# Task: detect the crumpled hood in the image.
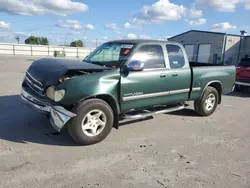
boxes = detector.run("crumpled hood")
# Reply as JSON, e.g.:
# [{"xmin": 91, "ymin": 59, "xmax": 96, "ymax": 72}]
[{"xmin": 27, "ymin": 58, "xmax": 110, "ymax": 86}]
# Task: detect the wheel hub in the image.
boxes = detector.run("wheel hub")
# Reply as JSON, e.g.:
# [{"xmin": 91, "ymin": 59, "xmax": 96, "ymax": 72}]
[
  {"xmin": 81, "ymin": 110, "xmax": 107, "ymax": 137},
  {"xmin": 205, "ymin": 93, "xmax": 216, "ymax": 111}
]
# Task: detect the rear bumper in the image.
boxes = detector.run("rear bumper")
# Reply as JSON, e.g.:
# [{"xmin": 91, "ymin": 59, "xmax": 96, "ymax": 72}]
[
  {"xmin": 235, "ymin": 81, "xmax": 250, "ymax": 87},
  {"xmin": 21, "ymin": 88, "xmax": 76, "ymax": 131}
]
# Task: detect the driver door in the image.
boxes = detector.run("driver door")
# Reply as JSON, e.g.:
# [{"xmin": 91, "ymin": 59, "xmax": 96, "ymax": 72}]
[{"xmin": 120, "ymin": 44, "xmax": 169, "ymax": 112}]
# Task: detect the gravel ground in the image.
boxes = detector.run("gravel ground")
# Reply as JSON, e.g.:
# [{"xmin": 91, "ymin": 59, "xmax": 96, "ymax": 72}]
[{"xmin": 0, "ymin": 55, "xmax": 250, "ymax": 188}]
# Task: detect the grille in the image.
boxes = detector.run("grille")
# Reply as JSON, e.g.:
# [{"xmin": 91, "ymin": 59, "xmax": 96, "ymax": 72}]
[{"xmin": 25, "ymin": 71, "xmax": 45, "ymax": 96}]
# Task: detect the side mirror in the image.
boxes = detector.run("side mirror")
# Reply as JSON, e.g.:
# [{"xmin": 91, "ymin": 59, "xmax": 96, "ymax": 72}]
[{"xmin": 127, "ymin": 60, "xmax": 144, "ymax": 71}]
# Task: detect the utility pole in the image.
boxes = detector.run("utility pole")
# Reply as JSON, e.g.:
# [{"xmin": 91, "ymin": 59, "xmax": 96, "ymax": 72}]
[
  {"xmin": 83, "ymin": 28, "xmax": 87, "ymax": 38},
  {"xmin": 83, "ymin": 28, "xmax": 87, "ymax": 47},
  {"xmin": 64, "ymin": 36, "xmax": 67, "ymax": 46},
  {"xmin": 237, "ymin": 30, "xmax": 248, "ymax": 64},
  {"xmin": 15, "ymin": 36, "xmax": 20, "ymax": 44}
]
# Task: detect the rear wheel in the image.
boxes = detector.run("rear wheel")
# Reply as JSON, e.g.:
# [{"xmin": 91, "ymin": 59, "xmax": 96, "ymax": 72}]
[
  {"xmin": 194, "ymin": 86, "xmax": 219, "ymax": 116},
  {"xmin": 68, "ymin": 99, "xmax": 114, "ymax": 145}
]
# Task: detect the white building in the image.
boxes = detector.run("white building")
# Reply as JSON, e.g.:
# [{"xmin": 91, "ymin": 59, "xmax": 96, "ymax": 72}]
[{"xmin": 168, "ymin": 30, "xmax": 250, "ymax": 65}]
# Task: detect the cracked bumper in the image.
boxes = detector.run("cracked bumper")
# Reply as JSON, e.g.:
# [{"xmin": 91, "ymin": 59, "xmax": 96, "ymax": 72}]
[{"xmin": 21, "ymin": 88, "xmax": 76, "ymax": 132}]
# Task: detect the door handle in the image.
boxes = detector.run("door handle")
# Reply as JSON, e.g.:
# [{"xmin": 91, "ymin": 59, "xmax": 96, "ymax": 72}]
[
  {"xmin": 172, "ymin": 72, "xmax": 178, "ymax": 76},
  {"xmin": 160, "ymin": 73, "xmax": 167, "ymax": 78}
]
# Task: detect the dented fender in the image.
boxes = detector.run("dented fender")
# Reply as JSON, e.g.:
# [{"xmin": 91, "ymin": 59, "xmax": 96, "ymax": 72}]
[{"xmin": 57, "ymin": 69, "xmax": 121, "ymax": 107}]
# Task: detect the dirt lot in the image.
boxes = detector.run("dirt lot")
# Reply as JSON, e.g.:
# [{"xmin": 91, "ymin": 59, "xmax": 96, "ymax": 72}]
[{"xmin": 0, "ymin": 55, "xmax": 250, "ymax": 188}]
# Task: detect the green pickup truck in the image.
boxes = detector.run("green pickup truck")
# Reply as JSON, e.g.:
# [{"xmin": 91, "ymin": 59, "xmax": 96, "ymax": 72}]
[{"xmin": 21, "ymin": 40, "xmax": 236, "ymax": 145}]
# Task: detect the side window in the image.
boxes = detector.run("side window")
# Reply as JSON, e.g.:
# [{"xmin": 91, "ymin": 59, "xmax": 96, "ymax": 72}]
[
  {"xmin": 130, "ymin": 45, "xmax": 165, "ymax": 69},
  {"xmin": 166, "ymin": 44, "xmax": 185, "ymax": 69}
]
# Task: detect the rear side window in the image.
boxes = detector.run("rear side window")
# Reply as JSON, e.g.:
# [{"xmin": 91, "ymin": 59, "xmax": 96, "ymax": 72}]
[
  {"xmin": 166, "ymin": 44, "xmax": 185, "ymax": 69},
  {"xmin": 130, "ymin": 45, "xmax": 165, "ymax": 69}
]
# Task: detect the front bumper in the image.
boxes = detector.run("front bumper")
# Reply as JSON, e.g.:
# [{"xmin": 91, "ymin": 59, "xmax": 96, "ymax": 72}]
[{"xmin": 21, "ymin": 88, "xmax": 76, "ymax": 132}]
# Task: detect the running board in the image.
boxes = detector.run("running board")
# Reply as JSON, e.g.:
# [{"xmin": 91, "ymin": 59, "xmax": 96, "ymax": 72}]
[{"xmin": 121, "ymin": 104, "xmax": 185, "ymax": 120}]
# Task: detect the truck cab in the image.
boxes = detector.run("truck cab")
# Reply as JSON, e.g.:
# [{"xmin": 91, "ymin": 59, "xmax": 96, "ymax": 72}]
[{"xmin": 119, "ymin": 41, "xmax": 192, "ymax": 112}]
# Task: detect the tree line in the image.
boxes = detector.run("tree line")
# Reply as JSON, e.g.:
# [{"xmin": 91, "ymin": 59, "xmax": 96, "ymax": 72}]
[{"xmin": 24, "ymin": 36, "xmax": 84, "ymax": 47}]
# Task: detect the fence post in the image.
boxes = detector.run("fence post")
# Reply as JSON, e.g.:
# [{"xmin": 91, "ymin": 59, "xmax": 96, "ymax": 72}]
[
  {"xmin": 31, "ymin": 45, "xmax": 33, "ymax": 56},
  {"xmin": 48, "ymin": 46, "xmax": 50, "ymax": 56},
  {"xmin": 13, "ymin": 45, "xmax": 15, "ymax": 55}
]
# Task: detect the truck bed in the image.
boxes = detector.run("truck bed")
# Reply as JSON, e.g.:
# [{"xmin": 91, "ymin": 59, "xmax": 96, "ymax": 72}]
[{"xmin": 189, "ymin": 62, "xmax": 236, "ymax": 100}]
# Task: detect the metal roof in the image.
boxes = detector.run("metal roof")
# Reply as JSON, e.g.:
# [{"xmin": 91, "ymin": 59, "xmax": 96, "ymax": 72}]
[{"xmin": 168, "ymin": 30, "xmax": 243, "ymax": 39}]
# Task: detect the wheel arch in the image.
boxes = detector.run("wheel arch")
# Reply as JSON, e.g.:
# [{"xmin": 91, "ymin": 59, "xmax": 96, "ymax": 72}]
[
  {"xmin": 77, "ymin": 94, "xmax": 120, "ymax": 129},
  {"xmin": 201, "ymin": 81, "xmax": 223, "ymax": 104}
]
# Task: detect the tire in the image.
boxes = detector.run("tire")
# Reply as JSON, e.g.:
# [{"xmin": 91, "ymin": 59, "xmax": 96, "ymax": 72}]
[
  {"xmin": 68, "ymin": 99, "xmax": 114, "ymax": 145},
  {"xmin": 194, "ymin": 86, "xmax": 219, "ymax": 116}
]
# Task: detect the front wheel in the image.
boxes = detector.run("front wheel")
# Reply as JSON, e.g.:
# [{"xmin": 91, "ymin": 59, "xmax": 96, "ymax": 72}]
[
  {"xmin": 68, "ymin": 99, "xmax": 114, "ymax": 145},
  {"xmin": 194, "ymin": 86, "xmax": 219, "ymax": 116}
]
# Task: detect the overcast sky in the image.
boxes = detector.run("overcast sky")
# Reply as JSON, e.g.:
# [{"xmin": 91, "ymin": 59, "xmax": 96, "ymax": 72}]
[{"xmin": 0, "ymin": 0, "xmax": 249, "ymax": 47}]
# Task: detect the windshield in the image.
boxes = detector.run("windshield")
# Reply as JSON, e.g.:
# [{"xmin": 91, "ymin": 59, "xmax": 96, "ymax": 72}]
[{"xmin": 84, "ymin": 43, "xmax": 135, "ymax": 68}]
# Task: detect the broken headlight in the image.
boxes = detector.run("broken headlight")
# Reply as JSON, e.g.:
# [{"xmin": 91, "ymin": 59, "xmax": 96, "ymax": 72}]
[{"xmin": 46, "ymin": 86, "xmax": 65, "ymax": 102}]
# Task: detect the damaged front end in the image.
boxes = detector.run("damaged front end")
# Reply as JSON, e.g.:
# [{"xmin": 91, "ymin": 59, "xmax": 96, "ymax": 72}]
[
  {"xmin": 58, "ymin": 70, "xmax": 97, "ymax": 83},
  {"xmin": 21, "ymin": 87, "xmax": 76, "ymax": 132},
  {"xmin": 21, "ymin": 58, "xmax": 110, "ymax": 131},
  {"xmin": 47, "ymin": 70, "xmax": 100, "ymax": 102}
]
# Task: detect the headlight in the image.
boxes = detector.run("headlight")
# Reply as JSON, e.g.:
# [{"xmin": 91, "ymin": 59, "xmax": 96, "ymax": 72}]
[
  {"xmin": 46, "ymin": 86, "xmax": 65, "ymax": 102},
  {"xmin": 54, "ymin": 89, "xmax": 65, "ymax": 102}
]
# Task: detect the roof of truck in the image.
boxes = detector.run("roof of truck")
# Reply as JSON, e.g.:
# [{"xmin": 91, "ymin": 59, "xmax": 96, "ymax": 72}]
[{"xmin": 107, "ymin": 39, "xmax": 177, "ymax": 45}]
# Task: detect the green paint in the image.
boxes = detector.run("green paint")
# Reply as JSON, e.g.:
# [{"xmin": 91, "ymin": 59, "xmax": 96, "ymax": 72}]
[{"xmin": 23, "ymin": 40, "xmax": 236, "ymax": 114}]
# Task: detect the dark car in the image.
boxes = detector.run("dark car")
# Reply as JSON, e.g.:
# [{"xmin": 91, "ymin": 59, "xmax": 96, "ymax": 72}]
[{"xmin": 235, "ymin": 56, "xmax": 250, "ymax": 91}]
